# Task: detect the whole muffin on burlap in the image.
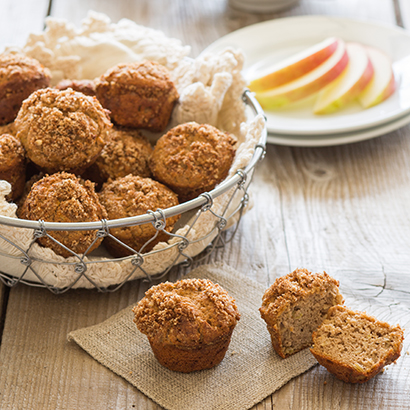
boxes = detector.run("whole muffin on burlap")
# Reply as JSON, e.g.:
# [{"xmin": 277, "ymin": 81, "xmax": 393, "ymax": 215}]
[
  {"xmin": 15, "ymin": 88, "xmax": 112, "ymax": 174},
  {"xmin": 95, "ymin": 60, "xmax": 179, "ymax": 132},
  {"xmin": 133, "ymin": 278, "xmax": 240, "ymax": 373},
  {"xmin": 259, "ymin": 268, "xmax": 344, "ymax": 358},
  {"xmin": 150, "ymin": 122, "xmax": 237, "ymax": 202},
  {"xmin": 18, "ymin": 172, "xmax": 107, "ymax": 257},
  {"xmin": 0, "ymin": 53, "xmax": 50, "ymax": 125}
]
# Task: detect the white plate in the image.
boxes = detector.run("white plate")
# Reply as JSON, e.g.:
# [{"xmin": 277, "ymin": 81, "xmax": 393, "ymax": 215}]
[
  {"xmin": 266, "ymin": 107, "xmax": 410, "ymax": 147},
  {"xmin": 202, "ymin": 16, "xmax": 410, "ymax": 136}
]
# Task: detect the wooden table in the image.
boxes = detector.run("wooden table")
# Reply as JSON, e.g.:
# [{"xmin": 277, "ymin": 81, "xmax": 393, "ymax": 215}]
[{"xmin": 1, "ymin": 0, "xmax": 410, "ymax": 409}]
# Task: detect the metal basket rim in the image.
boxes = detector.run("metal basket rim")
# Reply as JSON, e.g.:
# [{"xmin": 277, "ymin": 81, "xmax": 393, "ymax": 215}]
[{"xmin": 0, "ymin": 89, "xmax": 267, "ymax": 232}]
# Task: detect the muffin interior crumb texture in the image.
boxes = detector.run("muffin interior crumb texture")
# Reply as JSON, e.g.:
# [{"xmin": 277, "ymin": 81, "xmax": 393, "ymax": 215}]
[
  {"xmin": 260, "ymin": 268, "xmax": 344, "ymax": 358},
  {"xmin": 312, "ymin": 306, "xmax": 403, "ymax": 373},
  {"xmin": 277, "ymin": 290, "xmax": 341, "ymax": 356}
]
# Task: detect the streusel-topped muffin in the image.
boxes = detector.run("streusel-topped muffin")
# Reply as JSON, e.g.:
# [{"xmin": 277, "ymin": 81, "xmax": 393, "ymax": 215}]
[
  {"xmin": 95, "ymin": 60, "xmax": 179, "ymax": 131},
  {"xmin": 260, "ymin": 268, "xmax": 344, "ymax": 358},
  {"xmin": 0, "ymin": 53, "xmax": 50, "ymax": 125},
  {"xmin": 0, "ymin": 133, "xmax": 26, "ymax": 201},
  {"xmin": 98, "ymin": 175, "xmax": 179, "ymax": 257},
  {"xmin": 150, "ymin": 122, "xmax": 237, "ymax": 202},
  {"xmin": 133, "ymin": 278, "xmax": 240, "ymax": 373},
  {"xmin": 18, "ymin": 172, "xmax": 107, "ymax": 257},
  {"xmin": 94, "ymin": 126, "xmax": 153, "ymax": 181},
  {"xmin": 15, "ymin": 87, "xmax": 112, "ymax": 174}
]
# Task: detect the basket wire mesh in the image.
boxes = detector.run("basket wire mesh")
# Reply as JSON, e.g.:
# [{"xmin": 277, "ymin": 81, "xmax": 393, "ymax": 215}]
[{"xmin": 0, "ymin": 90, "xmax": 267, "ymax": 293}]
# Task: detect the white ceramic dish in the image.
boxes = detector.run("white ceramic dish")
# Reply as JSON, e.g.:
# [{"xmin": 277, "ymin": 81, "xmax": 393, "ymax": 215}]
[
  {"xmin": 266, "ymin": 108, "xmax": 410, "ymax": 147},
  {"xmin": 202, "ymin": 16, "xmax": 410, "ymax": 136}
]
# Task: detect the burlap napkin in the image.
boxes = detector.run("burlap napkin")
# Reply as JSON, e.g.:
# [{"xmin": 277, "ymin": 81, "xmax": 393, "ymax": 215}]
[{"xmin": 68, "ymin": 263, "xmax": 318, "ymax": 410}]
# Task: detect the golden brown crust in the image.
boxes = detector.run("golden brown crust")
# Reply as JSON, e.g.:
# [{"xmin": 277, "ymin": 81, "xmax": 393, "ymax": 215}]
[
  {"xmin": 55, "ymin": 79, "xmax": 96, "ymax": 96},
  {"xmin": 18, "ymin": 172, "xmax": 107, "ymax": 257},
  {"xmin": 95, "ymin": 61, "xmax": 179, "ymax": 131},
  {"xmin": 0, "ymin": 133, "xmax": 26, "ymax": 200},
  {"xmin": 0, "ymin": 122, "xmax": 16, "ymax": 136},
  {"xmin": 310, "ymin": 305, "xmax": 404, "ymax": 383},
  {"xmin": 94, "ymin": 126, "xmax": 153, "ymax": 181},
  {"xmin": 150, "ymin": 122, "xmax": 237, "ymax": 202},
  {"xmin": 133, "ymin": 278, "xmax": 240, "ymax": 372},
  {"xmin": 148, "ymin": 332, "xmax": 233, "ymax": 373},
  {"xmin": 98, "ymin": 174, "xmax": 179, "ymax": 256},
  {"xmin": 259, "ymin": 268, "xmax": 344, "ymax": 358},
  {"xmin": 260, "ymin": 268, "xmax": 341, "ymax": 327},
  {"xmin": 15, "ymin": 87, "xmax": 112, "ymax": 174},
  {"xmin": 16, "ymin": 172, "xmax": 44, "ymax": 218},
  {"xmin": 0, "ymin": 53, "xmax": 51, "ymax": 125}
]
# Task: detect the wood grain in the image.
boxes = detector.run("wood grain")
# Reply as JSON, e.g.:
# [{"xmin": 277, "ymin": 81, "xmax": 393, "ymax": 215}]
[
  {"xmin": 0, "ymin": 0, "xmax": 50, "ymax": 52},
  {"xmin": 0, "ymin": 0, "xmax": 410, "ymax": 409}
]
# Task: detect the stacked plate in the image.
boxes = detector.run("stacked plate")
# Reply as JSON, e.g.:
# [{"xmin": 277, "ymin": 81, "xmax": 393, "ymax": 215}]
[{"xmin": 202, "ymin": 16, "xmax": 410, "ymax": 147}]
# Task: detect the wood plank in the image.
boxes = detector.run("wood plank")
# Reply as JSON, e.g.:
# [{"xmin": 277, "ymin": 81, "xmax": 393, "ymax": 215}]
[
  {"xmin": 49, "ymin": 0, "xmax": 397, "ymax": 58},
  {"xmin": 0, "ymin": 0, "xmax": 50, "ymax": 52},
  {"xmin": 0, "ymin": 0, "xmax": 409, "ymax": 409}
]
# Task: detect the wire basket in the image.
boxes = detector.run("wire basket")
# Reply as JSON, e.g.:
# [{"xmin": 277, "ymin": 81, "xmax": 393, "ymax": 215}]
[{"xmin": 0, "ymin": 90, "xmax": 266, "ymax": 293}]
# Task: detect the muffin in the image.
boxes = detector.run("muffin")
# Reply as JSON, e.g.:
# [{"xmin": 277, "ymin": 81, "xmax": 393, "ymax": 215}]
[
  {"xmin": 15, "ymin": 87, "xmax": 112, "ymax": 174},
  {"xmin": 16, "ymin": 172, "xmax": 45, "ymax": 218},
  {"xmin": 93, "ymin": 126, "xmax": 153, "ymax": 181},
  {"xmin": 150, "ymin": 122, "xmax": 237, "ymax": 202},
  {"xmin": 55, "ymin": 79, "xmax": 96, "ymax": 96},
  {"xmin": 259, "ymin": 268, "xmax": 344, "ymax": 358},
  {"xmin": 0, "ymin": 122, "xmax": 16, "ymax": 136},
  {"xmin": 133, "ymin": 278, "xmax": 240, "ymax": 372},
  {"xmin": 95, "ymin": 60, "xmax": 179, "ymax": 131},
  {"xmin": 98, "ymin": 174, "xmax": 179, "ymax": 257},
  {"xmin": 310, "ymin": 305, "xmax": 404, "ymax": 383},
  {"xmin": 18, "ymin": 172, "xmax": 107, "ymax": 258},
  {"xmin": 0, "ymin": 133, "xmax": 26, "ymax": 201},
  {"xmin": 0, "ymin": 53, "xmax": 51, "ymax": 125}
]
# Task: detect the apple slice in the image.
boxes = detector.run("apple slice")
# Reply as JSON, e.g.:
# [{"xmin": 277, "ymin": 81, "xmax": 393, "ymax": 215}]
[
  {"xmin": 255, "ymin": 39, "xmax": 349, "ymax": 110},
  {"xmin": 249, "ymin": 37, "xmax": 340, "ymax": 92},
  {"xmin": 313, "ymin": 42, "xmax": 374, "ymax": 114},
  {"xmin": 358, "ymin": 46, "xmax": 396, "ymax": 108}
]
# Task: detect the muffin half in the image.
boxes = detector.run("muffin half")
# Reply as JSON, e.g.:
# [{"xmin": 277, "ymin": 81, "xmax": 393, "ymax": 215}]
[{"xmin": 259, "ymin": 268, "xmax": 344, "ymax": 358}]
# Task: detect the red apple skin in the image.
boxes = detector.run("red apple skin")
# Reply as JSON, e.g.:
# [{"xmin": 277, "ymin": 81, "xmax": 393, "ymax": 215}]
[
  {"xmin": 314, "ymin": 44, "xmax": 375, "ymax": 114},
  {"xmin": 255, "ymin": 45, "xmax": 349, "ymax": 109},
  {"xmin": 359, "ymin": 47, "xmax": 396, "ymax": 109},
  {"xmin": 249, "ymin": 38, "xmax": 340, "ymax": 92},
  {"xmin": 378, "ymin": 73, "xmax": 396, "ymax": 105}
]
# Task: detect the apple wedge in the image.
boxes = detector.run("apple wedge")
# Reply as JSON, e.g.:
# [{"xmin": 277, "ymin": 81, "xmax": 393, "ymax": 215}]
[
  {"xmin": 313, "ymin": 42, "xmax": 374, "ymax": 114},
  {"xmin": 249, "ymin": 37, "xmax": 340, "ymax": 92},
  {"xmin": 255, "ymin": 39, "xmax": 349, "ymax": 110},
  {"xmin": 358, "ymin": 46, "xmax": 396, "ymax": 108}
]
